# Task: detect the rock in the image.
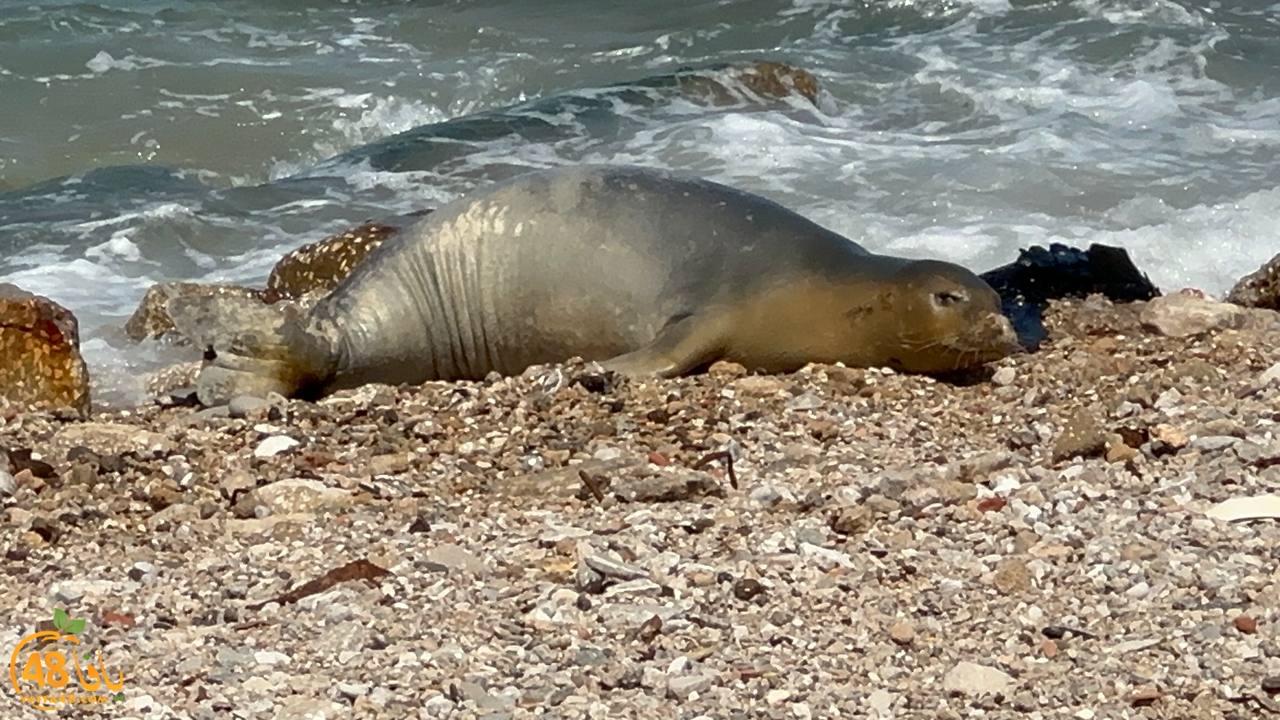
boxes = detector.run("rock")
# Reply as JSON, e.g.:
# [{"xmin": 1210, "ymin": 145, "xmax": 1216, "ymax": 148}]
[
  {"xmin": 677, "ymin": 60, "xmax": 821, "ymax": 108},
  {"xmin": 888, "ymin": 621, "xmax": 915, "ymax": 646},
  {"xmin": 128, "ymin": 561, "xmax": 157, "ymax": 582},
  {"xmin": 1104, "ymin": 434, "xmax": 1139, "ymax": 464},
  {"xmin": 667, "ymin": 672, "xmax": 715, "ymax": 700},
  {"xmin": 1189, "ymin": 435, "xmax": 1240, "ymax": 453},
  {"xmin": 228, "ymin": 395, "xmax": 271, "ymax": 419},
  {"xmin": 867, "ymin": 689, "xmax": 894, "ymax": 716},
  {"xmin": 234, "ymin": 479, "xmax": 353, "ymax": 516},
  {"xmin": 254, "ymin": 435, "xmax": 300, "ymax": 458},
  {"xmin": 991, "ymin": 366, "xmax": 1016, "ymax": 386},
  {"xmin": 1259, "ymin": 361, "xmax": 1280, "ymax": 388},
  {"xmin": 942, "ymin": 661, "xmax": 1015, "ymax": 696},
  {"xmin": 125, "ymin": 281, "xmax": 263, "ymax": 342},
  {"xmin": 730, "ymin": 375, "xmax": 789, "ymax": 397},
  {"xmin": 263, "ymin": 222, "xmax": 399, "ymax": 303},
  {"xmin": 54, "ymin": 423, "xmax": 165, "ymax": 455},
  {"xmin": 146, "ymin": 362, "xmax": 202, "ymax": 400},
  {"xmin": 0, "ymin": 283, "xmax": 90, "ymax": 414},
  {"xmin": 1126, "ymin": 686, "xmax": 1161, "ymax": 707},
  {"xmin": 424, "ymin": 543, "xmax": 487, "ymax": 575},
  {"xmin": 1234, "ymin": 615, "xmax": 1258, "ymax": 634},
  {"xmin": 1139, "ymin": 292, "xmax": 1244, "ymax": 337},
  {"xmin": 1052, "ymin": 410, "xmax": 1107, "ymax": 462},
  {"xmin": 1226, "ymin": 252, "xmax": 1280, "ymax": 310},
  {"xmin": 992, "ymin": 558, "xmax": 1032, "ymax": 595},
  {"xmin": 732, "ymin": 578, "xmax": 766, "ymax": 601},
  {"xmin": 1150, "ymin": 423, "xmax": 1189, "ymax": 452}
]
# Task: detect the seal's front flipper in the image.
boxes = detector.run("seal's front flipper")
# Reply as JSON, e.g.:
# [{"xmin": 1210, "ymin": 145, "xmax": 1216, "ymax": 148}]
[
  {"xmin": 168, "ymin": 295, "xmax": 335, "ymax": 406},
  {"xmin": 602, "ymin": 313, "xmax": 723, "ymax": 378}
]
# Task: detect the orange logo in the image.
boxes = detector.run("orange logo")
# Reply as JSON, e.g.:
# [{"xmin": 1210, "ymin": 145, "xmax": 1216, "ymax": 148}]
[{"xmin": 8, "ymin": 609, "xmax": 125, "ymax": 711}]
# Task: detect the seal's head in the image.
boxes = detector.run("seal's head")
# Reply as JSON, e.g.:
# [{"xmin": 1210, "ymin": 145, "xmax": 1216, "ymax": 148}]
[{"xmin": 882, "ymin": 259, "xmax": 1021, "ymax": 373}]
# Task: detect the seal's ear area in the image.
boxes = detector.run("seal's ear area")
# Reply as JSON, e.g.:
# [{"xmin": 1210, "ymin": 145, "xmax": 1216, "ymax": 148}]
[{"xmin": 166, "ymin": 294, "xmax": 329, "ymax": 406}]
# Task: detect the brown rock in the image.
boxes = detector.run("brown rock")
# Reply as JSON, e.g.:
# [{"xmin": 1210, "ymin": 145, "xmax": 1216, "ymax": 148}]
[
  {"xmin": 0, "ymin": 284, "xmax": 90, "ymax": 414},
  {"xmin": 1227, "ymin": 252, "xmax": 1280, "ymax": 310},
  {"xmin": 1052, "ymin": 410, "xmax": 1107, "ymax": 462},
  {"xmin": 706, "ymin": 361, "xmax": 747, "ymax": 378},
  {"xmin": 1104, "ymin": 433, "xmax": 1139, "ymax": 464},
  {"xmin": 1127, "ymin": 686, "xmax": 1161, "ymax": 707},
  {"xmin": 1151, "ymin": 424, "xmax": 1189, "ymax": 451},
  {"xmin": 263, "ymin": 222, "xmax": 400, "ymax": 303},
  {"xmin": 828, "ymin": 506, "xmax": 872, "ymax": 536},
  {"xmin": 1234, "ymin": 615, "xmax": 1258, "ymax": 634},
  {"xmin": 888, "ymin": 620, "xmax": 915, "ymax": 646},
  {"xmin": 992, "ymin": 558, "xmax": 1032, "ymax": 596},
  {"xmin": 676, "ymin": 60, "xmax": 821, "ymax": 107},
  {"xmin": 124, "ymin": 281, "xmax": 263, "ymax": 342}
]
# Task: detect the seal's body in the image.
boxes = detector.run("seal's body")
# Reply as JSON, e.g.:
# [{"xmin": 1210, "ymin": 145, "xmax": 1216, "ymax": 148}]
[{"xmin": 172, "ymin": 166, "xmax": 1020, "ymax": 404}]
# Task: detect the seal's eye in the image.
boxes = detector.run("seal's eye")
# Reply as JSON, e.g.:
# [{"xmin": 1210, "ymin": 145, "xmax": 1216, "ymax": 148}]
[{"xmin": 932, "ymin": 290, "xmax": 967, "ymax": 308}]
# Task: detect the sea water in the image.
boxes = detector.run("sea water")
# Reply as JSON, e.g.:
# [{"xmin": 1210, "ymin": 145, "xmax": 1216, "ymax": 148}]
[{"xmin": 1, "ymin": 0, "xmax": 1277, "ymax": 403}]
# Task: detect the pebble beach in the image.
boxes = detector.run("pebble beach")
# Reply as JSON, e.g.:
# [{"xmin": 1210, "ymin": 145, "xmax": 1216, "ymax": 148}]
[{"xmin": 4, "ymin": 295, "xmax": 1280, "ymax": 719}]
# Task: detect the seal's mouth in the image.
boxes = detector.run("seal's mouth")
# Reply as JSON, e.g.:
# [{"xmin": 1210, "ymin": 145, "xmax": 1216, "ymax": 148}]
[
  {"xmin": 943, "ymin": 312, "xmax": 1023, "ymax": 366},
  {"xmin": 895, "ymin": 310, "xmax": 1021, "ymax": 373}
]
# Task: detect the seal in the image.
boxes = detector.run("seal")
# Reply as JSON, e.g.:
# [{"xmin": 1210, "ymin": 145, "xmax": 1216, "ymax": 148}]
[{"xmin": 170, "ymin": 165, "xmax": 1021, "ymax": 405}]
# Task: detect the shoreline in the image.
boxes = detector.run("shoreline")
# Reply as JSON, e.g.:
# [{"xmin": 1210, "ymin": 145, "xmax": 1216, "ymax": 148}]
[{"xmin": 3, "ymin": 296, "xmax": 1279, "ymax": 717}]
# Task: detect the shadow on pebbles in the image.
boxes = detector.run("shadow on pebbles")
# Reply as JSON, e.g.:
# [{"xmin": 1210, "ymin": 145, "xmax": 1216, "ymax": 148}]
[{"xmin": 2, "ymin": 296, "xmax": 1280, "ymax": 719}]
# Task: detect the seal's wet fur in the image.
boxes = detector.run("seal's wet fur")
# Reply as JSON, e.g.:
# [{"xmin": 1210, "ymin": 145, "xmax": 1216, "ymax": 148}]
[{"xmin": 170, "ymin": 165, "xmax": 1020, "ymax": 405}]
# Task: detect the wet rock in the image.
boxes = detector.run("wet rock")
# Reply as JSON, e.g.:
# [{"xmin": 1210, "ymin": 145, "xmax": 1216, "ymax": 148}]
[
  {"xmin": 678, "ymin": 60, "xmax": 821, "ymax": 107},
  {"xmin": 1139, "ymin": 292, "xmax": 1245, "ymax": 337},
  {"xmin": 125, "ymin": 281, "xmax": 263, "ymax": 342},
  {"xmin": 263, "ymin": 222, "xmax": 399, "ymax": 303},
  {"xmin": 146, "ymin": 362, "xmax": 202, "ymax": 400},
  {"xmin": 1226, "ymin": 252, "xmax": 1280, "ymax": 310},
  {"xmin": 0, "ymin": 283, "xmax": 90, "ymax": 414}
]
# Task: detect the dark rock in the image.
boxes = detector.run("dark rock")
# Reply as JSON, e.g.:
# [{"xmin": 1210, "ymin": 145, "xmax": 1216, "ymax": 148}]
[
  {"xmin": 0, "ymin": 283, "xmax": 90, "ymax": 414},
  {"xmin": 7, "ymin": 448, "xmax": 56, "ymax": 478},
  {"xmin": 732, "ymin": 578, "xmax": 766, "ymax": 602},
  {"xmin": 1227, "ymin": 253, "xmax": 1280, "ymax": 310},
  {"xmin": 979, "ymin": 243, "xmax": 1159, "ymax": 350}
]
